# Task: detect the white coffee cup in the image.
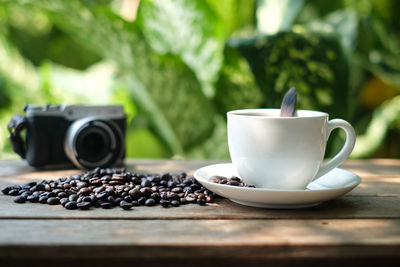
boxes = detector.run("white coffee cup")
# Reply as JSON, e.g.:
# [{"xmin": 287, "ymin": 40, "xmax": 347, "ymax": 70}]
[{"xmin": 227, "ymin": 109, "xmax": 356, "ymax": 189}]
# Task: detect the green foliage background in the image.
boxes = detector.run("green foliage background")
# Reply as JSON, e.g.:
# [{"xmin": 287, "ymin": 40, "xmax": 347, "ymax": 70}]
[{"xmin": 0, "ymin": 0, "xmax": 400, "ymax": 159}]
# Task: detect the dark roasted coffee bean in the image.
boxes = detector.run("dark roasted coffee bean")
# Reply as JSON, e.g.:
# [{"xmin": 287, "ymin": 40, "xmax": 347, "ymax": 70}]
[
  {"xmin": 197, "ymin": 198, "xmax": 206, "ymax": 205},
  {"xmin": 107, "ymin": 196, "xmax": 115, "ymax": 205},
  {"xmin": 140, "ymin": 187, "xmax": 152, "ymax": 197},
  {"xmin": 170, "ymin": 200, "xmax": 180, "ymax": 207},
  {"xmin": 77, "ymin": 202, "xmax": 91, "ymax": 210},
  {"xmin": 35, "ymin": 183, "xmax": 45, "ymax": 191},
  {"xmin": 120, "ymin": 200, "xmax": 133, "ymax": 210},
  {"xmin": 124, "ymin": 196, "xmax": 132, "ymax": 202},
  {"xmin": 190, "ymin": 184, "xmax": 200, "ymax": 191},
  {"xmin": 114, "ymin": 197, "xmax": 123, "ymax": 205},
  {"xmin": 60, "ymin": 198, "xmax": 69, "ymax": 206},
  {"xmin": 185, "ymin": 195, "xmax": 196, "ymax": 203},
  {"xmin": 79, "ymin": 187, "xmax": 91, "ymax": 195},
  {"xmin": 141, "ymin": 179, "xmax": 151, "ymax": 187},
  {"xmin": 161, "ymin": 173, "xmax": 171, "ymax": 181},
  {"xmin": 57, "ymin": 192, "xmax": 68, "ymax": 198},
  {"xmin": 150, "ymin": 192, "xmax": 161, "ymax": 202},
  {"xmin": 2, "ymin": 186, "xmax": 12, "ymax": 195},
  {"xmin": 82, "ymin": 196, "xmax": 92, "ymax": 203},
  {"xmin": 47, "ymin": 192, "xmax": 56, "ymax": 198},
  {"xmin": 96, "ymin": 191, "xmax": 108, "ymax": 200},
  {"xmin": 21, "ymin": 192, "xmax": 30, "ymax": 198},
  {"xmin": 27, "ymin": 195, "xmax": 38, "ymax": 203},
  {"xmin": 8, "ymin": 189, "xmax": 19, "ymax": 196},
  {"xmin": 101, "ymin": 202, "xmax": 112, "ymax": 209},
  {"xmin": 145, "ymin": 198, "xmax": 155, "ymax": 206},
  {"xmin": 47, "ymin": 197, "xmax": 60, "ymax": 205},
  {"xmin": 167, "ymin": 180, "xmax": 176, "ymax": 188},
  {"xmin": 14, "ymin": 195, "xmax": 26, "ymax": 203},
  {"xmin": 65, "ymin": 201, "xmax": 78, "ymax": 210},
  {"xmin": 160, "ymin": 199, "xmax": 170, "ymax": 208},
  {"xmin": 68, "ymin": 194, "xmax": 78, "ymax": 202},
  {"xmin": 138, "ymin": 197, "xmax": 146, "ymax": 205},
  {"xmin": 227, "ymin": 180, "xmax": 240, "ymax": 186},
  {"xmin": 131, "ymin": 200, "xmax": 140, "ymax": 206},
  {"xmin": 171, "ymin": 187, "xmax": 182, "ymax": 193},
  {"xmin": 180, "ymin": 198, "xmax": 188, "ymax": 205},
  {"xmin": 39, "ymin": 196, "xmax": 48, "ymax": 203}
]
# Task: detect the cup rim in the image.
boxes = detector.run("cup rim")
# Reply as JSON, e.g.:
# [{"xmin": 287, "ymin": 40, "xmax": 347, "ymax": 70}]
[{"xmin": 227, "ymin": 108, "xmax": 328, "ymax": 119}]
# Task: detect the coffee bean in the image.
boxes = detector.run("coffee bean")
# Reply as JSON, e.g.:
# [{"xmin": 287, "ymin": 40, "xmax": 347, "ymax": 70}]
[
  {"xmin": 171, "ymin": 187, "xmax": 182, "ymax": 193},
  {"xmin": 79, "ymin": 187, "xmax": 91, "ymax": 196},
  {"xmin": 101, "ymin": 202, "xmax": 112, "ymax": 209},
  {"xmin": 58, "ymin": 192, "xmax": 68, "ymax": 198},
  {"xmin": 145, "ymin": 198, "xmax": 155, "ymax": 206},
  {"xmin": 96, "ymin": 191, "xmax": 108, "ymax": 200},
  {"xmin": 128, "ymin": 189, "xmax": 141, "ymax": 199},
  {"xmin": 140, "ymin": 187, "xmax": 152, "ymax": 197},
  {"xmin": 8, "ymin": 189, "xmax": 19, "ymax": 196},
  {"xmin": 114, "ymin": 197, "xmax": 123, "ymax": 205},
  {"xmin": 77, "ymin": 202, "xmax": 91, "ymax": 210},
  {"xmin": 39, "ymin": 196, "xmax": 48, "ymax": 204},
  {"xmin": 60, "ymin": 198, "xmax": 69, "ymax": 206},
  {"xmin": 65, "ymin": 201, "xmax": 78, "ymax": 210},
  {"xmin": 171, "ymin": 200, "xmax": 180, "ymax": 207},
  {"xmin": 150, "ymin": 192, "xmax": 161, "ymax": 202},
  {"xmin": 197, "ymin": 198, "xmax": 206, "ymax": 205},
  {"xmin": 27, "ymin": 195, "xmax": 38, "ymax": 203},
  {"xmin": 227, "ymin": 180, "xmax": 240, "ymax": 186},
  {"xmin": 14, "ymin": 195, "xmax": 26, "ymax": 203},
  {"xmin": 4, "ymin": 168, "xmax": 217, "ymax": 211},
  {"xmin": 160, "ymin": 199, "xmax": 170, "ymax": 208},
  {"xmin": 82, "ymin": 196, "xmax": 92, "ymax": 203},
  {"xmin": 138, "ymin": 197, "xmax": 146, "ymax": 205},
  {"xmin": 47, "ymin": 197, "xmax": 60, "ymax": 205},
  {"xmin": 1, "ymin": 186, "xmax": 12, "ymax": 195},
  {"xmin": 120, "ymin": 200, "xmax": 133, "ymax": 210}
]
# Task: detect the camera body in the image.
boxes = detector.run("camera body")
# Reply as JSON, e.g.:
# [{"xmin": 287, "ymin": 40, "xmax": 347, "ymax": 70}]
[{"xmin": 23, "ymin": 104, "xmax": 126, "ymax": 169}]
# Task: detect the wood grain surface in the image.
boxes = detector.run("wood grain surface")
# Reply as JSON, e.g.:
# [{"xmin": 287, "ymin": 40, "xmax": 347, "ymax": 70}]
[{"xmin": 0, "ymin": 159, "xmax": 400, "ymax": 266}]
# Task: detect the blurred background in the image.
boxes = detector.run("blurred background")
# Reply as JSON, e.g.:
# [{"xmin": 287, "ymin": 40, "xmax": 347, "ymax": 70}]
[{"xmin": 0, "ymin": 0, "xmax": 399, "ymax": 160}]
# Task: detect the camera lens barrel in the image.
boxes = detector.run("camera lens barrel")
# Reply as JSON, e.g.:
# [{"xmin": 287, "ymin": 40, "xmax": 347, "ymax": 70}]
[{"xmin": 64, "ymin": 117, "xmax": 124, "ymax": 169}]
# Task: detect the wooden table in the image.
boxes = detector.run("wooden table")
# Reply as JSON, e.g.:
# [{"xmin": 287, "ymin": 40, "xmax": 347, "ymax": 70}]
[{"xmin": 1, "ymin": 159, "xmax": 400, "ymax": 267}]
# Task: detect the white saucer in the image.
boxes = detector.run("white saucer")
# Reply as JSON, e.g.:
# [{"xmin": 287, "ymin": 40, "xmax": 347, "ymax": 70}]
[{"xmin": 193, "ymin": 163, "xmax": 361, "ymax": 209}]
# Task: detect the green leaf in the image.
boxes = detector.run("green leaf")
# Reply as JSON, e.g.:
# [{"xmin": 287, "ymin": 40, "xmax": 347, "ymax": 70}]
[
  {"xmin": 206, "ymin": 0, "xmax": 256, "ymax": 37},
  {"xmin": 235, "ymin": 31, "xmax": 350, "ymax": 119},
  {"xmin": 256, "ymin": 0, "xmax": 305, "ymax": 35},
  {"xmin": 3, "ymin": 0, "xmax": 216, "ymax": 155},
  {"xmin": 352, "ymin": 95, "xmax": 400, "ymax": 158},
  {"xmin": 137, "ymin": 0, "xmax": 225, "ymax": 97},
  {"xmin": 215, "ymin": 44, "xmax": 263, "ymax": 114},
  {"xmin": 306, "ymin": 9, "xmax": 358, "ymax": 52}
]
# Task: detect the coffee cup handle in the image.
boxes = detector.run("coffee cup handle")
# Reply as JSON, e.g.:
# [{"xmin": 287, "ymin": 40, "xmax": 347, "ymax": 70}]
[{"xmin": 313, "ymin": 119, "xmax": 356, "ymax": 180}]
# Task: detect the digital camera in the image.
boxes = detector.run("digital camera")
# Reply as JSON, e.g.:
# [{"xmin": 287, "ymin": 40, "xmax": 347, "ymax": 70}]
[{"xmin": 8, "ymin": 104, "xmax": 126, "ymax": 169}]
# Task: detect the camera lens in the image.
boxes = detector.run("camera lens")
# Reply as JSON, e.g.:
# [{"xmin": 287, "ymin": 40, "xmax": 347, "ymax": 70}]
[{"xmin": 64, "ymin": 118, "xmax": 124, "ymax": 169}]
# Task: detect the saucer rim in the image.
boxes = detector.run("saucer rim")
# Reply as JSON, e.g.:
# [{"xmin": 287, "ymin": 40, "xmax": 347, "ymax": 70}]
[{"xmin": 194, "ymin": 163, "xmax": 362, "ymax": 193}]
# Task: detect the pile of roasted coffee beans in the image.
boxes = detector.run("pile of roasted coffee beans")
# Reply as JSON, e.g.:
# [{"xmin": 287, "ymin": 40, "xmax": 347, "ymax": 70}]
[
  {"xmin": 210, "ymin": 175, "xmax": 255, "ymax": 188},
  {"xmin": 1, "ymin": 167, "xmax": 216, "ymax": 210}
]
